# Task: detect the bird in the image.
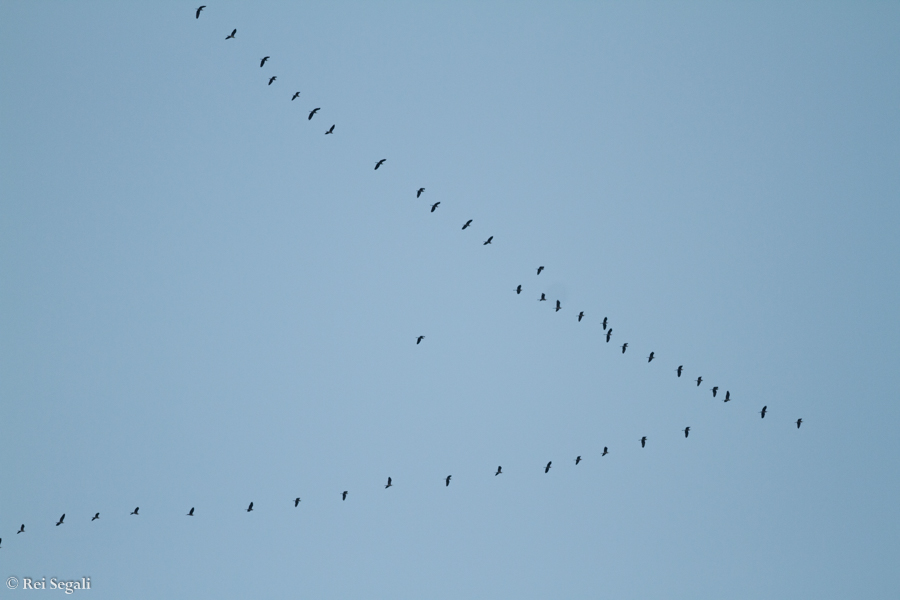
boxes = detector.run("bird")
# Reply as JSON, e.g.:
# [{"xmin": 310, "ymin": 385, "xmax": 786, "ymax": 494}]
[
  {"xmin": 445, "ymin": 475, "xmax": 451, "ymax": 487},
  {"xmin": 246, "ymin": 502, "xmax": 253, "ymax": 513},
  {"xmin": 92, "ymin": 513, "xmax": 99, "ymax": 521},
  {"xmin": 56, "ymin": 514, "xmax": 65, "ymax": 526},
  {"xmin": 696, "ymin": 376, "xmax": 703, "ymax": 386},
  {"xmin": 760, "ymin": 406, "xmax": 767, "ymax": 418},
  {"xmin": 575, "ymin": 456, "xmax": 582, "ymax": 465},
  {"xmin": 545, "ymin": 461, "xmax": 552, "ymax": 473},
  {"xmin": 195, "ymin": 6, "xmax": 205, "ymax": 19},
  {"xmin": 325, "ymin": 124, "xmax": 334, "ymax": 134},
  {"xmin": 430, "ymin": 202, "xmax": 440, "ymax": 212},
  {"xmin": 537, "ymin": 266, "xmax": 544, "ymax": 275},
  {"xmin": 516, "ymin": 285, "xmax": 522, "ymax": 294},
  {"xmin": 416, "ymin": 335, "xmax": 425, "ymax": 344},
  {"xmin": 292, "ymin": 91, "xmax": 300, "ymax": 100},
  {"xmin": 17, "ymin": 525, "xmax": 24, "ymax": 534},
  {"xmin": 602, "ymin": 317, "xmax": 608, "ymax": 330},
  {"xmin": 606, "ymin": 329, "xmax": 613, "ymax": 343},
  {"xmin": 495, "ymin": 466, "xmax": 502, "ymax": 476},
  {"xmin": 578, "ymin": 311, "xmax": 584, "ymax": 322},
  {"xmin": 711, "ymin": 386, "xmax": 718, "ymax": 398},
  {"xmin": 683, "ymin": 427, "xmax": 690, "ymax": 438},
  {"xmin": 539, "ymin": 293, "xmax": 547, "ymax": 301},
  {"xmin": 294, "ymin": 498, "xmax": 301, "ymax": 507},
  {"xmin": 796, "ymin": 418, "xmax": 803, "ymax": 429},
  {"xmin": 260, "ymin": 56, "xmax": 270, "ymax": 67},
  {"xmin": 555, "ymin": 300, "xmax": 562, "ymax": 312},
  {"xmin": 621, "ymin": 343, "xmax": 628, "ymax": 354},
  {"xmin": 131, "ymin": 507, "xmax": 139, "ymax": 515},
  {"xmin": 724, "ymin": 391, "xmax": 731, "ymax": 402},
  {"xmin": 484, "ymin": 236, "xmax": 493, "ymax": 245},
  {"xmin": 640, "ymin": 436, "xmax": 647, "ymax": 448},
  {"xmin": 375, "ymin": 159, "xmax": 386, "ymax": 170},
  {"xmin": 226, "ymin": 29, "xmax": 236, "ymax": 39},
  {"xmin": 462, "ymin": 219, "xmax": 473, "ymax": 230},
  {"xmin": 676, "ymin": 365, "xmax": 683, "ymax": 377},
  {"xmin": 648, "ymin": 352, "xmax": 655, "ymax": 362},
  {"xmin": 342, "ymin": 491, "xmax": 348, "ymax": 501},
  {"xmin": 187, "ymin": 508, "xmax": 194, "ymax": 516},
  {"xmin": 0, "ymin": 538, "xmax": 2, "ymax": 548},
  {"xmin": 417, "ymin": 188, "xmax": 425, "ymax": 198},
  {"xmin": 601, "ymin": 447, "xmax": 608, "ymax": 456},
  {"xmin": 308, "ymin": 108, "xmax": 320, "ymax": 120},
  {"xmin": 385, "ymin": 477, "xmax": 392, "ymax": 489},
  {"xmin": 268, "ymin": 76, "xmax": 276, "ymax": 85}
]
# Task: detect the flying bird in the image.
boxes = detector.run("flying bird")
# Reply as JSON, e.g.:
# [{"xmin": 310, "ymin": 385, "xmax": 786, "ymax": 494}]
[
  {"xmin": 260, "ymin": 56, "xmax": 270, "ymax": 67},
  {"xmin": 17, "ymin": 525, "xmax": 24, "ymax": 534},
  {"xmin": 187, "ymin": 508, "xmax": 194, "ymax": 516},
  {"xmin": 711, "ymin": 386, "xmax": 718, "ymax": 398},
  {"xmin": 601, "ymin": 447, "xmax": 608, "ymax": 456},
  {"xmin": 226, "ymin": 29, "xmax": 236, "ymax": 39},
  {"xmin": 796, "ymin": 418, "xmax": 803, "ymax": 429},
  {"xmin": 683, "ymin": 427, "xmax": 690, "ymax": 438},
  {"xmin": 640, "ymin": 436, "xmax": 647, "ymax": 448},
  {"xmin": 375, "ymin": 159, "xmax": 386, "ymax": 170},
  {"xmin": 602, "ymin": 317, "xmax": 608, "ymax": 330},
  {"xmin": 495, "ymin": 466, "xmax": 502, "ymax": 476},
  {"xmin": 760, "ymin": 406, "xmax": 767, "ymax": 418},
  {"xmin": 578, "ymin": 311, "xmax": 584, "ymax": 322},
  {"xmin": 545, "ymin": 461, "xmax": 552, "ymax": 473},
  {"xmin": 484, "ymin": 236, "xmax": 493, "ymax": 245},
  {"xmin": 539, "ymin": 293, "xmax": 547, "ymax": 301},
  {"xmin": 445, "ymin": 475, "xmax": 451, "ymax": 487},
  {"xmin": 268, "ymin": 76, "xmax": 276, "ymax": 85},
  {"xmin": 308, "ymin": 108, "xmax": 320, "ymax": 120},
  {"xmin": 385, "ymin": 477, "xmax": 392, "ymax": 489},
  {"xmin": 724, "ymin": 391, "xmax": 731, "ymax": 402},
  {"xmin": 462, "ymin": 219, "xmax": 472, "ymax": 230},
  {"xmin": 416, "ymin": 336, "xmax": 425, "ymax": 345},
  {"xmin": 294, "ymin": 498, "xmax": 301, "ymax": 507},
  {"xmin": 195, "ymin": 6, "xmax": 205, "ymax": 19},
  {"xmin": 696, "ymin": 376, "xmax": 703, "ymax": 386},
  {"xmin": 606, "ymin": 329, "xmax": 612, "ymax": 343},
  {"xmin": 516, "ymin": 285, "xmax": 522, "ymax": 294},
  {"xmin": 292, "ymin": 91, "xmax": 300, "ymax": 100},
  {"xmin": 417, "ymin": 188, "xmax": 425, "ymax": 198},
  {"xmin": 555, "ymin": 300, "xmax": 561, "ymax": 312},
  {"xmin": 537, "ymin": 266, "xmax": 544, "ymax": 275},
  {"xmin": 131, "ymin": 507, "xmax": 139, "ymax": 515},
  {"xmin": 56, "ymin": 514, "xmax": 65, "ymax": 526},
  {"xmin": 648, "ymin": 352, "xmax": 655, "ymax": 362},
  {"xmin": 575, "ymin": 456, "xmax": 582, "ymax": 465},
  {"xmin": 246, "ymin": 502, "xmax": 253, "ymax": 513},
  {"xmin": 325, "ymin": 124, "xmax": 334, "ymax": 134},
  {"xmin": 676, "ymin": 365, "xmax": 683, "ymax": 377},
  {"xmin": 342, "ymin": 491, "xmax": 348, "ymax": 501},
  {"xmin": 92, "ymin": 513, "xmax": 99, "ymax": 521},
  {"xmin": 621, "ymin": 343, "xmax": 628, "ymax": 354},
  {"xmin": 430, "ymin": 202, "xmax": 440, "ymax": 212}
]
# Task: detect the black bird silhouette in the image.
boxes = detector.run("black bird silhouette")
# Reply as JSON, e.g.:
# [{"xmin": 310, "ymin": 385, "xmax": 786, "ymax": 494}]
[
  {"xmin": 0, "ymin": 538, "xmax": 2, "ymax": 548},
  {"xmin": 537, "ymin": 266, "xmax": 544, "ymax": 275},
  {"xmin": 539, "ymin": 293, "xmax": 547, "ymax": 301},
  {"xmin": 462, "ymin": 219, "xmax": 472, "ymax": 230},
  {"xmin": 606, "ymin": 329, "xmax": 613, "ymax": 343},
  {"xmin": 495, "ymin": 466, "xmax": 502, "ymax": 476},
  {"xmin": 187, "ymin": 508, "xmax": 194, "ymax": 516},
  {"xmin": 578, "ymin": 311, "xmax": 584, "ymax": 322},
  {"xmin": 676, "ymin": 365, "xmax": 683, "ymax": 377},
  {"xmin": 621, "ymin": 342, "xmax": 628, "ymax": 354},
  {"xmin": 56, "ymin": 514, "xmax": 65, "ymax": 526},
  {"xmin": 683, "ymin": 427, "xmax": 690, "ymax": 438},
  {"xmin": 294, "ymin": 498, "xmax": 301, "ymax": 507},
  {"xmin": 724, "ymin": 391, "xmax": 731, "ymax": 402},
  {"xmin": 601, "ymin": 447, "xmax": 608, "ymax": 456},
  {"xmin": 17, "ymin": 524, "xmax": 24, "ymax": 534},
  {"xmin": 246, "ymin": 502, "xmax": 253, "ymax": 513},
  {"xmin": 445, "ymin": 475, "xmax": 451, "ymax": 487},
  {"xmin": 696, "ymin": 376, "xmax": 703, "ymax": 386},
  {"xmin": 385, "ymin": 477, "xmax": 392, "ymax": 489},
  {"xmin": 417, "ymin": 188, "xmax": 425, "ymax": 198},
  {"xmin": 760, "ymin": 406, "xmax": 767, "ymax": 418},
  {"xmin": 375, "ymin": 159, "xmax": 386, "ymax": 170},
  {"xmin": 796, "ymin": 418, "xmax": 803, "ymax": 429},
  {"xmin": 131, "ymin": 507, "xmax": 139, "ymax": 516},
  {"xmin": 226, "ymin": 29, "xmax": 236, "ymax": 39},
  {"xmin": 292, "ymin": 91, "xmax": 300, "ymax": 100},
  {"xmin": 92, "ymin": 513, "xmax": 99, "ymax": 521},
  {"xmin": 648, "ymin": 352, "xmax": 655, "ymax": 362},
  {"xmin": 516, "ymin": 285, "xmax": 522, "ymax": 294},
  {"xmin": 268, "ymin": 76, "xmax": 276, "ymax": 85},
  {"xmin": 342, "ymin": 491, "xmax": 348, "ymax": 501},
  {"xmin": 416, "ymin": 336, "xmax": 425, "ymax": 345},
  {"xmin": 640, "ymin": 436, "xmax": 647, "ymax": 448},
  {"xmin": 195, "ymin": 6, "xmax": 205, "ymax": 19},
  {"xmin": 260, "ymin": 56, "xmax": 270, "ymax": 67},
  {"xmin": 711, "ymin": 386, "xmax": 718, "ymax": 398},
  {"xmin": 544, "ymin": 461, "xmax": 552, "ymax": 473},
  {"xmin": 602, "ymin": 317, "xmax": 608, "ymax": 330},
  {"xmin": 575, "ymin": 456, "xmax": 582, "ymax": 465},
  {"xmin": 325, "ymin": 124, "xmax": 334, "ymax": 134},
  {"xmin": 555, "ymin": 300, "xmax": 561, "ymax": 312},
  {"xmin": 484, "ymin": 236, "xmax": 493, "ymax": 245},
  {"xmin": 308, "ymin": 108, "xmax": 320, "ymax": 120},
  {"xmin": 430, "ymin": 202, "xmax": 440, "ymax": 212}
]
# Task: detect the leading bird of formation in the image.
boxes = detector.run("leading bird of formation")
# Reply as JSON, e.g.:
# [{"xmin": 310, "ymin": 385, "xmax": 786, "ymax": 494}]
[{"xmin": 2, "ymin": 7, "xmax": 806, "ymax": 551}]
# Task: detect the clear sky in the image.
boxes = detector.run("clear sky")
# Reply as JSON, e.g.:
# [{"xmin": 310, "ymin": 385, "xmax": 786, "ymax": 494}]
[{"xmin": 1, "ymin": 2, "xmax": 898, "ymax": 598}]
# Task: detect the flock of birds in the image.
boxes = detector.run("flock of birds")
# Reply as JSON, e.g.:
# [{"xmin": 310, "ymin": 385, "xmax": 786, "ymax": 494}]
[{"xmin": 1, "ymin": 6, "xmax": 805, "ymax": 552}]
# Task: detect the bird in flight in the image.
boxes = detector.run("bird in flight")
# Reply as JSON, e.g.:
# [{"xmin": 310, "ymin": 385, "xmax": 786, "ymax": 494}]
[
  {"xmin": 260, "ymin": 56, "xmax": 270, "ymax": 67},
  {"xmin": 292, "ymin": 91, "xmax": 300, "ymax": 100},
  {"xmin": 195, "ymin": 6, "xmax": 205, "ymax": 19},
  {"xmin": 760, "ymin": 406, "xmax": 767, "ymax": 418},
  {"xmin": 385, "ymin": 477, "xmax": 392, "ymax": 489},
  {"xmin": 416, "ymin": 335, "xmax": 425, "ymax": 345},
  {"xmin": 131, "ymin": 507, "xmax": 139, "ymax": 516},
  {"xmin": 430, "ymin": 202, "xmax": 440, "ymax": 212},
  {"xmin": 676, "ymin": 365, "xmax": 683, "ymax": 377},
  {"xmin": 711, "ymin": 386, "xmax": 718, "ymax": 398},
  {"xmin": 484, "ymin": 236, "xmax": 493, "ymax": 245},
  {"xmin": 495, "ymin": 466, "xmax": 502, "ymax": 476},
  {"xmin": 445, "ymin": 475, "xmax": 451, "ymax": 487},
  {"xmin": 226, "ymin": 29, "xmax": 236, "ymax": 39},
  {"xmin": 578, "ymin": 311, "xmax": 584, "ymax": 322},
  {"xmin": 92, "ymin": 513, "xmax": 99, "ymax": 521},
  {"xmin": 555, "ymin": 300, "xmax": 562, "ymax": 312},
  {"xmin": 325, "ymin": 124, "xmax": 334, "ymax": 134},
  {"xmin": 187, "ymin": 508, "xmax": 194, "ymax": 516},
  {"xmin": 724, "ymin": 391, "xmax": 731, "ymax": 402},
  {"xmin": 544, "ymin": 461, "xmax": 552, "ymax": 473},
  {"xmin": 606, "ymin": 329, "xmax": 613, "ymax": 343},
  {"xmin": 308, "ymin": 108, "xmax": 320, "ymax": 120},
  {"xmin": 647, "ymin": 352, "xmax": 655, "ymax": 363},
  {"xmin": 294, "ymin": 498, "xmax": 301, "ymax": 507},
  {"xmin": 539, "ymin": 293, "xmax": 547, "ymax": 301},
  {"xmin": 537, "ymin": 266, "xmax": 544, "ymax": 275},
  {"xmin": 602, "ymin": 317, "xmax": 608, "ymax": 330},
  {"xmin": 516, "ymin": 285, "xmax": 522, "ymax": 294},
  {"xmin": 640, "ymin": 436, "xmax": 647, "ymax": 448},
  {"xmin": 621, "ymin": 343, "xmax": 628, "ymax": 354},
  {"xmin": 246, "ymin": 502, "xmax": 253, "ymax": 513},
  {"xmin": 683, "ymin": 427, "xmax": 690, "ymax": 438},
  {"xmin": 268, "ymin": 76, "xmax": 276, "ymax": 85},
  {"xmin": 601, "ymin": 447, "xmax": 608, "ymax": 456},
  {"xmin": 17, "ymin": 525, "xmax": 24, "ymax": 534},
  {"xmin": 796, "ymin": 418, "xmax": 803, "ymax": 429},
  {"xmin": 56, "ymin": 514, "xmax": 65, "ymax": 526},
  {"xmin": 417, "ymin": 188, "xmax": 425, "ymax": 198},
  {"xmin": 462, "ymin": 219, "xmax": 473, "ymax": 230},
  {"xmin": 342, "ymin": 491, "xmax": 348, "ymax": 501},
  {"xmin": 575, "ymin": 456, "xmax": 582, "ymax": 465},
  {"xmin": 696, "ymin": 376, "xmax": 703, "ymax": 386},
  {"xmin": 375, "ymin": 159, "xmax": 386, "ymax": 170}
]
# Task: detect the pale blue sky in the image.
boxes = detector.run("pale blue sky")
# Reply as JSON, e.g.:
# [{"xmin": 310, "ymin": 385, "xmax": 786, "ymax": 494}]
[{"xmin": 1, "ymin": 2, "xmax": 898, "ymax": 598}]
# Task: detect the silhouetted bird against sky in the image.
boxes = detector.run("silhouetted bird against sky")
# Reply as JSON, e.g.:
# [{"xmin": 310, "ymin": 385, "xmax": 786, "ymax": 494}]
[
  {"xmin": 537, "ymin": 266, "xmax": 544, "ymax": 275},
  {"xmin": 17, "ymin": 525, "xmax": 24, "ymax": 534},
  {"xmin": 606, "ymin": 329, "xmax": 612, "ymax": 343},
  {"xmin": 295, "ymin": 498, "xmax": 301, "ymax": 507},
  {"xmin": 342, "ymin": 491, "xmax": 348, "ymax": 501},
  {"xmin": 417, "ymin": 188, "xmax": 425, "ymax": 198},
  {"xmin": 268, "ymin": 76, "xmax": 276, "ymax": 85},
  {"xmin": 539, "ymin": 293, "xmax": 547, "ymax": 301},
  {"xmin": 796, "ymin": 418, "xmax": 803, "ymax": 429},
  {"xmin": 495, "ymin": 466, "xmax": 502, "ymax": 476},
  {"xmin": 602, "ymin": 317, "xmax": 608, "ymax": 330},
  {"xmin": 187, "ymin": 508, "xmax": 194, "ymax": 516},
  {"xmin": 308, "ymin": 108, "xmax": 320, "ymax": 120},
  {"xmin": 385, "ymin": 477, "xmax": 392, "ymax": 489},
  {"xmin": 484, "ymin": 236, "xmax": 493, "ymax": 245},
  {"xmin": 131, "ymin": 507, "xmax": 139, "ymax": 516},
  {"xmin": 640, "ymin": 436, "xmax": 647, "ymax": 448},
  {"xmin": 760, "ymin": 406, "xmax": 767, "ymax": 418},
  {"xmin": 445, "ymin": 475, "xmax": 451, "ymax": 487},
  {"xmin": 648, "ymin": 352, "xmax": 655, "ymax": 362},
  {"xmin": 545, "ymin": 461, "xmax": 552, "ymax": 473},
  {"xmin": 92, "ymin": 513, "xmax": 99, "ymax": 521},
  {"xmin": 555, "ymin": 300, "xmax": 561, "ymax": 312},
  {"xmin": 683, "ymin": 427, "xmax": 690, "ymax": 438},
  {"xmin": 677, "ymin": 365, "xmax": 683, "ymax": 377},
  {"xmin": 375, "ymin": 159, "xmax": 386, "ymax": 170},
  {"xmin": 621, "ymin": 343, "xmax": 628, "ymax": 354},
  {"xmin": 578, "ymin": 311, "xmax": 584, "ymax": 322},
  {"xmin": 430, "ymin": 202, "xmax": 440, "ymax": 212},
  {"xmin": 260, "ymin": 56, "xmax": 270, "ymax": 67},
  {"xmin": 292, "ymin": 91, "xmax": 300, "ymax": 100},
  {"xmin": 0, "ymin": 538, "xmax": 2, "ymax": 548},
  {"xmin": 724, "ymin": 391, "xmax": 731, "ymax": 402},
  {"xmin": 711, "ymin": 386, "xmax": 718, "ymax": 398},
  {"xmin": 246, "ymin": 503, "xmax": 253, "ymax": 513},
  {"xmin": 575, "ymin": 456, "xmax": 582, "ymax": 465},
  {"xmin": 325, "ymin": 124, "xmax": 334, "ymax": 134},
  {"xmin": 516, "ymin": 285, "xmax": 522, "ymax": 294},
  {"xmin": 462, "ymin": 219, "xmax": 472, "ymax": 230},
  {"xmin": 602, "ymin": 447, "xmax": 608, "ymax": 456},
  {"xmin": 416, "ymin": 336, "xmax": 424, "ymax": 345},
  {"xmin": 696, "ymin": 376, "xmax": 703, "ymax": 386},
  {"xmin": 195, "ymin": 6, "xmax": 205, "ymax": 19},
  {"xmin": 56, "ymin": 514, "xmax": 65, "ymax": 526},
  {"xmin": 226, "ymin": 29, "xmax": 236, "ymax": 39}
]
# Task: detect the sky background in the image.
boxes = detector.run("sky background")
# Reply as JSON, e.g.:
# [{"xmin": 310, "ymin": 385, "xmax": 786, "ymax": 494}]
[{"xmin": 1, "ymin": 1, "xmax": 898, "ymax": 598}]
